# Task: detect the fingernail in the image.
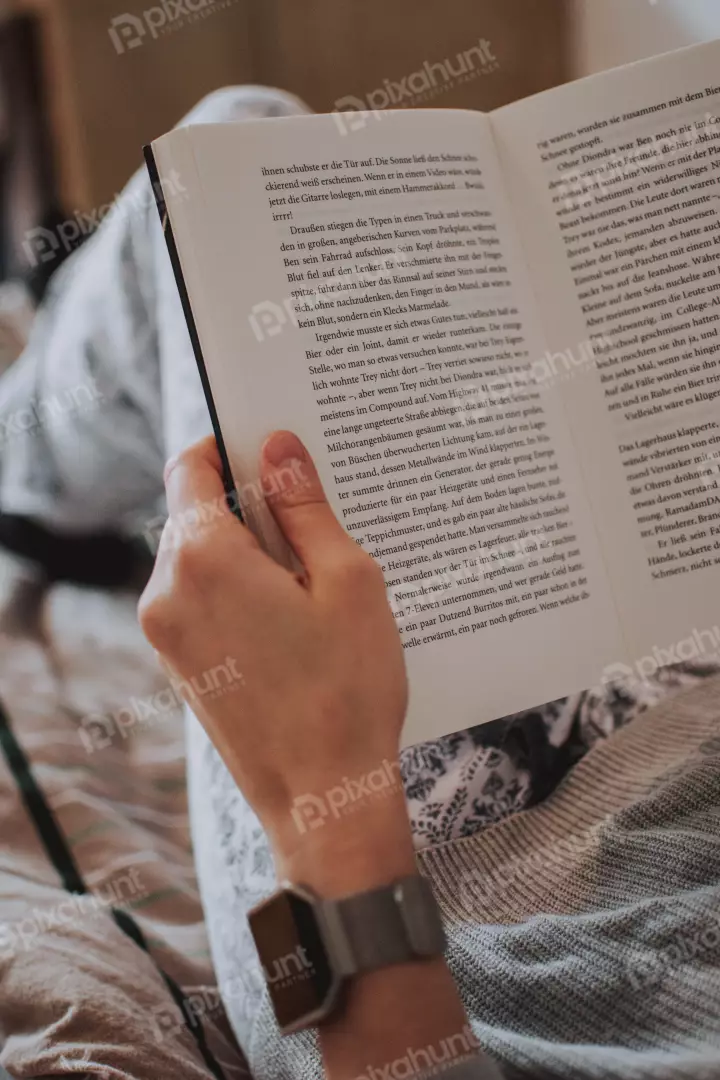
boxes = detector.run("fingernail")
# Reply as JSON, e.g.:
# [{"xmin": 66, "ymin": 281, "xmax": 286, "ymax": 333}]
[
  {"xmin": 163, "ymin": 456, "xmax": 178, "ymax": 483},
  {"xmin": 262, "ymin": 431, "xmax": 308, "ymax": 468}
]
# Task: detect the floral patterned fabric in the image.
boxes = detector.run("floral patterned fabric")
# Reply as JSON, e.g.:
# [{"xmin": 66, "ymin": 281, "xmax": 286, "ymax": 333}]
[{"xmin": 403, "ymin": 662, "xmax": 720, "ymax": 848}]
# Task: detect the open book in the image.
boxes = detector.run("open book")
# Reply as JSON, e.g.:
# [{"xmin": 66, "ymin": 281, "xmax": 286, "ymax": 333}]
[{"xmin": 146, "ymin": 40, "xmax": 720, "ymax": 747}]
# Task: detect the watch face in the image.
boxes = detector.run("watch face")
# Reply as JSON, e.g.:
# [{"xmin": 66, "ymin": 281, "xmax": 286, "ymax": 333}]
[{"xmin": 249, "ymin": 887, "xmax": 336, "ymax": 1032}]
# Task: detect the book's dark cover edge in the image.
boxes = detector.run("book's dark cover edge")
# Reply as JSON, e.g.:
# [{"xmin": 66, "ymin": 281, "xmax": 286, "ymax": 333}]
[{"xmin": 143, "ymin": 143, "xmax": 243, "ymax": 523}]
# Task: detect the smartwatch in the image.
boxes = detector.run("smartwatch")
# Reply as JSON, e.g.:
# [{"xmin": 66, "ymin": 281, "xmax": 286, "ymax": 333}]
[{"xmin": 248, "ymin": 874, "xmax": 447, "ymax": 1034}]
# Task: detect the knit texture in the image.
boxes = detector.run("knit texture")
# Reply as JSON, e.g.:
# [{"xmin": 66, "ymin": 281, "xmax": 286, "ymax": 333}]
[
  {"xmin": 206, "ymin": 677, "xmax": 720, "ymax": 1080},
  {"xmin": 422, "ymin": 675, "xmax": 720, "ymax": 1078}
]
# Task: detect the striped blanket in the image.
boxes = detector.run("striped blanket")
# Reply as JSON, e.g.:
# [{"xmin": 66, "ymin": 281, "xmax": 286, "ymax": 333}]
[{"xmin": 0, "ymin": 553, "xmax": 246, "ymax": 1078}]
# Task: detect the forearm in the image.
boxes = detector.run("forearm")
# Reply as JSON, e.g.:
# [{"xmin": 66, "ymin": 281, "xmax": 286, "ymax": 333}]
[
  {"xmin": 271, "ymin": 788, "xmax": 494, "ymax": 1080},
  {"xmin": 143, "ymin": 434, "xmax": 501, "ymax": 1078},
  {"xmin": 320, "ymin": 960, "xmax": 475, "ymax": 1080}
]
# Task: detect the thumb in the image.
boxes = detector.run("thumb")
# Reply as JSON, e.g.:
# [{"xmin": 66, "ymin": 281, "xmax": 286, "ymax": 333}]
[{"xmin": 260, "ymin": 431, "xmax": 353, "ymax": 576}]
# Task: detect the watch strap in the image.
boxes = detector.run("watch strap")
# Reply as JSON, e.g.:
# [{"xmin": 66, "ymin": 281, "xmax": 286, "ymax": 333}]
[
  {"xmin": 415, "ymin": 1055, "xmax": 504, "ymax": 1080},
  {"xmin": 319, "ymin": 874, "xmax": 446, "ymax": 977}
]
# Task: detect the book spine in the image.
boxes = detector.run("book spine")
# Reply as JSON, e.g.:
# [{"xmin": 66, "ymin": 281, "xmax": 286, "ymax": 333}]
[{"xmin": 143, "ymin": 144, "xmax": 242, "ymax": 523}]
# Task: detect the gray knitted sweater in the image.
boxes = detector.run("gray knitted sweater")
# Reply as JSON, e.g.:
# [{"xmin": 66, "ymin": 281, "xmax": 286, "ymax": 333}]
[{"xmin": 190, "ymin": 678, "xmax": 720, "ymax": 1080}]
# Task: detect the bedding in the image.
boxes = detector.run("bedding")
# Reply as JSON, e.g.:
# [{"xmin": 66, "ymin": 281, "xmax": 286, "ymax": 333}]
[{"xmin": 0, "ymin": 553, "xmax": 246, "ymax": 1078}]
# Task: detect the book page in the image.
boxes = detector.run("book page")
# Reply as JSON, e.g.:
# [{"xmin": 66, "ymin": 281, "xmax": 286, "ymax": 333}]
[
  {"xmin": 153, "ymin": 110, "xmax": 623, "ymax": 745},
  {"xmin": 492, "ymin": 40, "xmax": 720, "ymax": 671}
]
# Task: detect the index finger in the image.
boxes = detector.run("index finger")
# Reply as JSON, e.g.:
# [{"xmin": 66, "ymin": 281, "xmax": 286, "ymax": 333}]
[{"xmin": 163, "ymin": 436, "xmax": 255, "ymax": 548}]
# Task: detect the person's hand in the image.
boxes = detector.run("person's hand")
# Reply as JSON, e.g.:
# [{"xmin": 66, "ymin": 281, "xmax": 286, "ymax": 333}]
[
  {"xmin": 138, "ymin": 431, "xmax": 413, "ymax": 891},
  {"xmin": 140, "ymin": 434, "xmax": 493, "ymax": 1079}
]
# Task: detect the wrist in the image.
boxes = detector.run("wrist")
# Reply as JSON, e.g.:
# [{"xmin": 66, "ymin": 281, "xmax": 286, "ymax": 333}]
[{"xmin": 269, "ymin": 786, "xmax": 416, "ymax": 898}]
